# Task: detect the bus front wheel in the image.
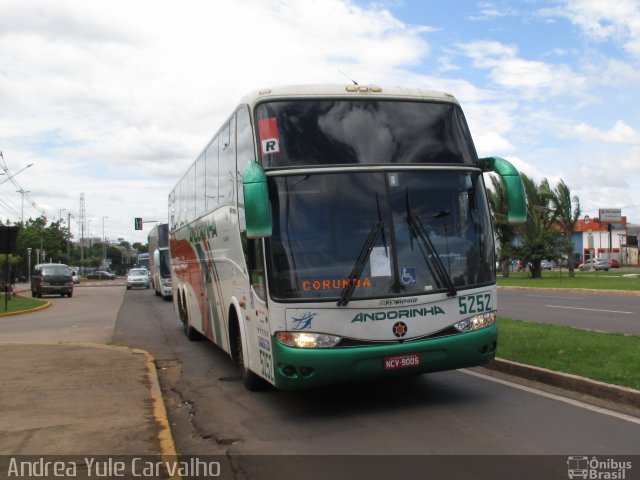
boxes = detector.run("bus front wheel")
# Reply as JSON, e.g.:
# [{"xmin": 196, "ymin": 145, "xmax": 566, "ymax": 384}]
[{"xmin": 232, "ymin": 321, "xmax": 267, "ymax": 391}]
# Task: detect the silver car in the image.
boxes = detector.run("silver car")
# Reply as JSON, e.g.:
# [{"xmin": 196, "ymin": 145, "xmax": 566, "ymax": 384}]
[
  {"xmin": 578, "ymin": 258, "xmax": 610, "ymax": 271},
  {"xmin": 126, "ymin": 268, "xmax": 151, "ymax": 289}
]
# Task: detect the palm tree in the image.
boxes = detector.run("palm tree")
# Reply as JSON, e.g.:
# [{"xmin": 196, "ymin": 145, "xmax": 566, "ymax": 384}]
[
  {"xmin": 487, "ymin": 175, "xmax": 518, "ymax": 277},
  {"xmin": 543, "ymin": 180, "xmax": 581, "ymax": 277},
  {"xmin": 518, "ymin": 175, "xmax": 558, "ymax": 278}
]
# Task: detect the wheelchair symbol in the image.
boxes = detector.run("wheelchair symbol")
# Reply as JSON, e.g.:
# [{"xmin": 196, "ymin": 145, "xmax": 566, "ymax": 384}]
[{"xmin": 400, "ymin": 267, "xmax": 417, "ymax": 285}]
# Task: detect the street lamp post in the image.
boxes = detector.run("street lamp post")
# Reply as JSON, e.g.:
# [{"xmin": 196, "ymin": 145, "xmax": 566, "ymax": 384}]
[
  {"xmin": 67, "ymin": 212, "xmax": 73, "ymax": 259},
  {"xmin": 27, "ymin": 248, "xmax": 32, "ymax": 284},
  {"xmin": 102, "ymin": 216, "xmax": 108, "ymax": 269}
]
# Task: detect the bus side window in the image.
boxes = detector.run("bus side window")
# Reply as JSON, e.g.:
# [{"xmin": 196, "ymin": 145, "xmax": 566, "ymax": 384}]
[
  {"xmin": 247, "ymin": 238, "xmax": 266, "ymax": 301},
  {"xmin": 219, "ymin": 119, "xmax": 236, "ymax": 205}
]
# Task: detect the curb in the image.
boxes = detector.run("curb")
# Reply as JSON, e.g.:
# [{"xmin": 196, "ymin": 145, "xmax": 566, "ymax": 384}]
[
  {"xmin": 0, "ymin": 295, "xmax": 51, "ymax": 317},
  {"xmin": 131, "ymin": 348, "xmax": 178, "ymax": 458},
  {"xmin": 0, "ymin": 342, "xmax": 179, "ymax": 459},
  {"xmin": 485, "ymin": 358, "xmax": 640, "ymax": 410}
]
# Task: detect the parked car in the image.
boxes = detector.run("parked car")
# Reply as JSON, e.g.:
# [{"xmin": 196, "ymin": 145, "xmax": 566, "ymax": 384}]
[
  {"xmin": 127, "ymin": 268, "xmax": 150, "ymax": 290},
  {"xmin": 609, "ymin": 259, "xmax": 620, "ymax": 268},
  {"xmin": 31, "ymin": 263, "xmax": 74, "ymax": 298},
  {"xmin": 87, "ymin": 270, "xmax": 116, "ymax": 280},
  {"xmin": 69, "ymin": 267, "xmax": 81, "ymax": 284},
  {"xmin": 578, "ymin": 258, "xmax": 610, "ymax": 271},
  {"xmin": 541, "ymin": 260, "xmax": 554, "ymax": 270}
]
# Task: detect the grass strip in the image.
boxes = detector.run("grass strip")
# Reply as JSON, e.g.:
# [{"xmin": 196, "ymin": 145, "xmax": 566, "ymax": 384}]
[
  {"xmin": 497, "ymin": 270, "xmax": 640, "ymax": 291},
  {"xmin": 0, "ymin": 295, "xmax": 48, "ymax": 314},
  {"xmin": 498, "ymin": 317, "xmax": 640, "ymax": 390}
]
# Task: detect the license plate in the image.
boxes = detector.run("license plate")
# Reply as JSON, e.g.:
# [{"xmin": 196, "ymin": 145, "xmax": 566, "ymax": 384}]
[{"xmin": 383, "ymin": 353, "xmax": 421, "ymax": 370}]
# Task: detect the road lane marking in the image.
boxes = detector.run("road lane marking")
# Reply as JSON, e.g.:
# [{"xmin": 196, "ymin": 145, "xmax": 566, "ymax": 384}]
[
  {"xmin": 525, "ymin": 294, "xmax": 586, "ymax": 300},
  {"xmin": 546, "ymin": 305, "xmax": 634, "ymax": 315},
  {"xmin": 461, "ymin": 369, "xmax": 640, "ymax": 426}
]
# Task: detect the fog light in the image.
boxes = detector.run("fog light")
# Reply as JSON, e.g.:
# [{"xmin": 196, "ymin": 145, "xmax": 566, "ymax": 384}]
[
  {"xmin": 281, "ymin": 365, "xmax": 296, "ymax": 377},
  {"xmin": 299, "ymin": 367, "xmax": 314, "ymax": 377}
]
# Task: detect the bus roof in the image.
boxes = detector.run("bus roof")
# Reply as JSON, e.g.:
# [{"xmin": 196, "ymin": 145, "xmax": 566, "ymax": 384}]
[{"xmin": 239, "ymin": 84, "xmax": 459, "ymax": 107}]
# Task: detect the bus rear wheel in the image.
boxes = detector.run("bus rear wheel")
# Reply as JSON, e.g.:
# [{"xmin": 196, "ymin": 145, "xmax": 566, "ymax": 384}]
[{"xmin": 180, "ymin": 294, "xmax": 200, "ymax": 341}]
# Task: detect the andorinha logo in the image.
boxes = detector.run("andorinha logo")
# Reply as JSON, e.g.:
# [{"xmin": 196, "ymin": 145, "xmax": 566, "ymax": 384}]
[
  {"xmin": 392, "ymin": 321, "xmax": 408, "ymax": 337},
  {"xmin": 351, "ymin": 306, "xmax": 445, "ymax": 323},
  {"xmin": 188, "ymin": 220, "xmax": 217, "ymax": 243},
  {"xmin": 567, "ymin": 456, "xmax": 632, "ymax": 479}
]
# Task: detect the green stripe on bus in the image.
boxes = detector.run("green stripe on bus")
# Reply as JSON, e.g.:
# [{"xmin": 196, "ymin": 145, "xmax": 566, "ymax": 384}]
[{"xmin": 194, "ymin": 243, "xmax": 222, "ymax": 343}]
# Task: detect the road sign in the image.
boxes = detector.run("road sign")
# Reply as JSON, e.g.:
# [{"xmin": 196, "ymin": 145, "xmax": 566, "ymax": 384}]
[{"xmin": 599, "ymin": 208, "xmax": 621, "ymax": 222}]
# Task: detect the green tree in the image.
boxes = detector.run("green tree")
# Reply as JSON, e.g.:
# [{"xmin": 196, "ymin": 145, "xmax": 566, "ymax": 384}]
[
  {"xmin": 541, "ymin": 179, "xmax": 581, "ymax": 277},
  {"xmin": 133, "ymin": 242, "xmax": 148, "ymax": 254},
  {"xmin": 487, "ymin": 175, "xmax": 519, "ymax": 278},
  {"xmin": 14, "ymin": 216, "xmax": 71, "ymax": 275},
  {"xmin": 516, "ymin": 175, "xmax": 558, "ymax": 278}
]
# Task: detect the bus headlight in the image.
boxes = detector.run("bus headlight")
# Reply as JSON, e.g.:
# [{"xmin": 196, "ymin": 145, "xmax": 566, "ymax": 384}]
[
  {"xmin": 454, "ymin": 312, "xmax": 496, "ymax": 333},
  {"xmin": 275, "ymin": 331, "xmax": 341, "ymax": 348}
]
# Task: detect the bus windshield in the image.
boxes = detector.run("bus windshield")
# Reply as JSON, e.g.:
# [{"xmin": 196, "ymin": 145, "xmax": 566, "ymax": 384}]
[
  {"xmin": 255, "ymin": 99, "xmax": 478, "ymax": 168},
  {"xmin": 266, "ymin": 170, "xmax": 495, "ymax": 301}
]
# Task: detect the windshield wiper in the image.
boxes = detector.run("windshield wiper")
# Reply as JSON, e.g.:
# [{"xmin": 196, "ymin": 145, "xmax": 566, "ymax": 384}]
[
  {"xmin": 405, "ymin": 191, "xmax": 457, "ymax": 297},
  {"xmin": 337, "ymin": 221, "xmax": 383, "ymax": 307}
]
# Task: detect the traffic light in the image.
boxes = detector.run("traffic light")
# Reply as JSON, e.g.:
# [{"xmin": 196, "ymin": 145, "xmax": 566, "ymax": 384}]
[{"xmin": 134, "ymin": 217, "xmax": 143, "ymax": 230}]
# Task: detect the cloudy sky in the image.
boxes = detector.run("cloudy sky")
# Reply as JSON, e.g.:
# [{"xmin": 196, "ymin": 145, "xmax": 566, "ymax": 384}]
[{"xmin": 1, "ymin": 0, "xmax": 639, "ymax": 244}]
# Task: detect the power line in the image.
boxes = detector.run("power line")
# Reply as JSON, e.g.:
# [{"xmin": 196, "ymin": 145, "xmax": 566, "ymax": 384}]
[{"xmin": 0, "ymin": 150, "xmax": 45, "ymax": 220}]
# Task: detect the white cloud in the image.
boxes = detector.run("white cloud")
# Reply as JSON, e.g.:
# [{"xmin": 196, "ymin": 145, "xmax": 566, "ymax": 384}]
[
  {"xmin": 457, "ymin": 40, "xmax": 587, "ymax": 97},
  {"xmin": 543, "ymin": 0, "xmax": 640, "ymax": 59},
  {"xmin": 0, "ymin": 0, "xmax": 431, "ymax": 242},
  {"xmin": 468, "ymin": 2, "xmax": 517, "ymax": 21},
  {"xmin": 562, "ymin": 120, "xmax": 640, "ymax": 145}
]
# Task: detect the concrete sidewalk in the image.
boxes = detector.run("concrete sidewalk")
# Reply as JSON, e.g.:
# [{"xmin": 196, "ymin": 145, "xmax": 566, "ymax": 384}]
[{"xmin": 0, "ymin": 343, "xmax": 175, "ymax": 456}]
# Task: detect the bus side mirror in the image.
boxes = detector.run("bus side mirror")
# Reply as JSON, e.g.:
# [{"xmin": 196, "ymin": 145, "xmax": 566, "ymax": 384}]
[
  {"xmin": 479, "ymin": 156, "xmax": 527, "ymax": 223},
  {"xmin": 242, "ymin": 161, "xmax": 272, "ymax": 238}
]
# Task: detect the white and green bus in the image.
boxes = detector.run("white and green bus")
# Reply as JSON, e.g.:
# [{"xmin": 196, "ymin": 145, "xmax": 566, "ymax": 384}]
[{"xmin": 168, "ymin": 84, "xmax": 525, "ymax": 391}]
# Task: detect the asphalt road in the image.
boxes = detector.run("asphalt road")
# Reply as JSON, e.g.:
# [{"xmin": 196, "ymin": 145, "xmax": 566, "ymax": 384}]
[
  {"xmin": 111, "ymin": 286, "xmax": 640, "ymax": 475},
  {"xmin": 1, "ymin": 282, "xmax": 125, "ymax": 343},
  {"xmin": 497, "ymin": 288, "xmax": 640, "ymax": 335},
  {"xmin": 3, "ymin": 283, "xmax": 638, "ymax": 478}
]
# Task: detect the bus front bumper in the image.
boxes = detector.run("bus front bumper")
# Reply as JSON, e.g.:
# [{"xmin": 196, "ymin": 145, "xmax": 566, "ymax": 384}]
[{"xmin": 271, "ymin": 324, "xmax": 497, "ymax": 391}]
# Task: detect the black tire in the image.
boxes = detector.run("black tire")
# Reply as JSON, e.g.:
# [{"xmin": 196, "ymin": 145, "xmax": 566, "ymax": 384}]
[
  {"xmin": 183, "ymin": 320, "xmax": 200, "ymax": 341},
  {"xmin": 180, "ymin": 297, "xmax": 200, "ymax": 341},
  {"xmin": 68, "ymin": 291, "xmax": 73, "ymax": 298},
  {"xmin": 37, "ymin": 289, "xmax": 42, "ymax": 298},
  {"xmin": 234, "ymin": 325, "xmax": 267, "ymax": 391},
  {"xmin": 31, "ymin": 289, "xmax": 36, "ymax": 298}
]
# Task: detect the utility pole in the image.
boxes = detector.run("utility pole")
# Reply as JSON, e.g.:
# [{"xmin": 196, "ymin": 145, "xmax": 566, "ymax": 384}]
[
  {"xmin": 67, "ymin": 212, "xmax": 73, "ymax": 259},
  {"xmin": 18, "ymin": 188, "xmax": 29, "ymax": 224},
  {"xmin": 102, "ymin": 216, "xmax": 108, "ymax": 269},
  {"xmin": 79, "ymin": 193, "xmax": 86, "ymax": 263}
]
